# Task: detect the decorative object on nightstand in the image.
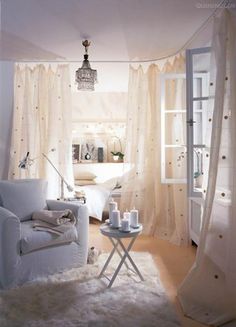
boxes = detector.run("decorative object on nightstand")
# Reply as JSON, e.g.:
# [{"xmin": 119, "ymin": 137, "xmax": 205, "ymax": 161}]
[
  {"xmin": 65, "ymin": 189, "xmax": 86, "ymax": 203},
  {"xmin": 66, "ymin": 196, "xmax": 86, "ymax": 204}
]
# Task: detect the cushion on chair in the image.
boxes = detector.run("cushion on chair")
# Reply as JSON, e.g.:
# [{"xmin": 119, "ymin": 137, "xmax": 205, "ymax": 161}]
[
  {"xmin": 0, "ymin": 179, "xmax": 47, "ymax": 221},
  {"xmin": 20, "ymin": 220, "xmax": 78, "ymax": 255}
]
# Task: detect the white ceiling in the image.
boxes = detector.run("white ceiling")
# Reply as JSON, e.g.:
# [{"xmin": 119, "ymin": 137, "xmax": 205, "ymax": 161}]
[{"xmin": 0, "ymin": 0, "xmax": 222, "ymax": 62}]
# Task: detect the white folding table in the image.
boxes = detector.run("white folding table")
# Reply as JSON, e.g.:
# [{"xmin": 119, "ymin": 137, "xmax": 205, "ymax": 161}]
[{"xmin": 99, "ymin": 223, "xmax": 144, "ymax": 288}]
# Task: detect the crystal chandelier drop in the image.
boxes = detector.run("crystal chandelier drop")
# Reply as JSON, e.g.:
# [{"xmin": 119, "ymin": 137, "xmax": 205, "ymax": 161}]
[{"xmin": 75, "ymin": 40, "xmax": 97, "ymax": 91}]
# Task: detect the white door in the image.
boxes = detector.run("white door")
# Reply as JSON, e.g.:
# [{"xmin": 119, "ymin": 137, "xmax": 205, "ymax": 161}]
[{"xmin": 186, "ymin": 47, "xmax": 211, "ymax": 244}]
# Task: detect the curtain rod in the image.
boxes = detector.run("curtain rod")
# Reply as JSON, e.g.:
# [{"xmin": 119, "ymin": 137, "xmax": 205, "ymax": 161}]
[{"xmin": 4, "ymin": 0, "xmax": 227, "ymax": 64}]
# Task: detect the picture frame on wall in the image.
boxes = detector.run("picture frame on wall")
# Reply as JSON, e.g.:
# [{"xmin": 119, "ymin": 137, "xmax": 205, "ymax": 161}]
[{"xmin": 72, "ymin": 144, "xmax": 81, "ymax": 163}]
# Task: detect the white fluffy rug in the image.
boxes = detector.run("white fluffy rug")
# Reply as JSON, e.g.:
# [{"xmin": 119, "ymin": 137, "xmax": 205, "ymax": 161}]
[{"xmin": 0, "ymin": 252, "xmax": 180, "ymax": 327}]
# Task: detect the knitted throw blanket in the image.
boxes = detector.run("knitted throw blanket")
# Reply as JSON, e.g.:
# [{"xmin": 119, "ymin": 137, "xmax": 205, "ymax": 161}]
[{"xmin": 32, "ymin": 210, "xmax": 76, "ymax": 236}]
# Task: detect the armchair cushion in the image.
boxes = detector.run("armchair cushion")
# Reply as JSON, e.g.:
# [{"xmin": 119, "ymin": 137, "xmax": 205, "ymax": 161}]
[
  {"xmin": 0, "ymin": 179, "xmax": 47, "ymax": 221},
  {"xmin": 20, "ymin": 220, "xmax": 78, "ymax": 255}
]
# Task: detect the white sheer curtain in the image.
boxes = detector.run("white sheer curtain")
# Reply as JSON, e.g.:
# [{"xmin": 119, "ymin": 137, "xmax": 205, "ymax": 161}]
[
  {"xmin": 120, "ymin": 56, "xmax": 188, "ymax": 245},
  {"xmin": 178, "ymin": 10, "xmax": 236, "ymax": 326},
  {"xmin": 8, "ymin": 64, "xmax": 74, "ymax": 198}
]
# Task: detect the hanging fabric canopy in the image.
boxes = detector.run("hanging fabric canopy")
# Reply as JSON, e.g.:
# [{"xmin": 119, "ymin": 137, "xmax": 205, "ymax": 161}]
[
  {"xmin": 9, "ymin": 64, "xmax": 74, "ymax": 198},
  {"xmin": 120, "ymin": 55, "xmax": 188, "ymax": 245},
  {"xmin": 178, "ymin": 9, "xmax": 236, "ymax": 326}
]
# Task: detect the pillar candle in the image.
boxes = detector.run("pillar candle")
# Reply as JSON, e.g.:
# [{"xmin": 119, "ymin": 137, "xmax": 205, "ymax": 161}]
[
  {"xmin": 109, "ymin": 198, "xmax": 117, "ymax": 224},
  {"xmin": 112, "ymin": 210, "xmax": 120, "ymax": 228},
  {"xmin": 123, "ymin": 210, "xmax": 130, "ymax": 222},
  {"xmin": 121, "ymin": 219, "xmax": 130, "ymax": 231},
  {"xmin": 130, "ymin": 208, "xmax": 139, "ymax": 227}
]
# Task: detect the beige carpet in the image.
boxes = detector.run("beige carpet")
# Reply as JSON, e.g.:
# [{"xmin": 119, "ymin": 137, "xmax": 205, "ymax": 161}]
[{"xmin": 0, "ymin": 252, "xmax": 180, "ymax": 327}]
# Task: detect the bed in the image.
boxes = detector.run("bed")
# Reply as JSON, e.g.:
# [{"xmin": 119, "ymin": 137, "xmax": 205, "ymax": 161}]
[
  {"xmin": 74, "ymin": 178, "xmax": 121, "ymax": 221},
  {"xmin": 73, "ymin": 162, "xmax": 131, "ymax": 220}
]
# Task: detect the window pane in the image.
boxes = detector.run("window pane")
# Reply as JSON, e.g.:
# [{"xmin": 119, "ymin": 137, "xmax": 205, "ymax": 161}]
[
  {"xmin": 165, "ymin": 147, "xmax": 186, "ymax": 179},
  {"xmin": 193, "ymin": 148, "xmax": 204, "ymax": 189},
  {"xmin": 192, "ymin": 52, "xmax": 211, "ymax": 98},
  {"xmin": 165, "ymin": 113, "xmax": 186, "ymax": 145},
  {"xmin": 193, "ymin": 100, "xmax": 208, "ymax": 146},
  {"xmin": 165, "ymin": 78, "xmax": 186, "ymax": 110}
]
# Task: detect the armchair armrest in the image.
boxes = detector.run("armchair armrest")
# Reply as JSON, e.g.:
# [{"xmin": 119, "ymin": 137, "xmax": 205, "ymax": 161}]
[
  {"xmin": 46, "ymin": 200, "xmax": 89, "ymax": 247},
  {"xmin": 0, "ymin": 207, "xmax": 21, "ymax": 288}
]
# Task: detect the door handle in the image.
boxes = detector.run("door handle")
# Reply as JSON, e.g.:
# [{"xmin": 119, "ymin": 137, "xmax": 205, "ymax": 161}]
[{"xmin": 186, "ymin": 119, "xmax": 196, "ymax": 127}]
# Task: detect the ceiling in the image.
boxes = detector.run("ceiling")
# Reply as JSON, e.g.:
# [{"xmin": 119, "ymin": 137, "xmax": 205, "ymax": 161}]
[{"xmin": 0, "ymin": 0, "xmax": 224, "ymax": 62}]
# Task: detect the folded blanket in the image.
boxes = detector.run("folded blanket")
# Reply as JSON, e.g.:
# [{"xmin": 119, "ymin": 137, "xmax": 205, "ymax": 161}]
[
  {"xmin": 32, "ymin": 209, "xmax": 76, "ymax": 226},
  {"xmin": 33, "ymin": 221, "xmax": 76, "ymax": 236},
  {"xmin": 32, "ymin": 210, "xmax": 76, "ymax": 236}
]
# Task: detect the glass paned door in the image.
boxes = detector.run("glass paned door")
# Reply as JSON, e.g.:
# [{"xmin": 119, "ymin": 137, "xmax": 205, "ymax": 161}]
[
  {"xmin": 161, "ymin": 73, "xmax": 187, "ymax": 184},
  {"xmin": 186, "ymin": 47, "xmax": 211, "ymax": 197},
  {"xmin": 186, "ymin": 47, "xmax": 211, "ymax": 245}
]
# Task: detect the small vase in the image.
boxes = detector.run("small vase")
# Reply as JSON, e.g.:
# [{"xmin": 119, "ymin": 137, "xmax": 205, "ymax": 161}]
[
  {"xmin": 195, "ymin": 174, "xmax": 203, "ymax": 188},
  {"xmin": 85, "ymin": 152, "xmax": 91, "ymax": 160},
  {"xmin": 113, "ymin": 155, "xmax": 119, "ymax": 161}
]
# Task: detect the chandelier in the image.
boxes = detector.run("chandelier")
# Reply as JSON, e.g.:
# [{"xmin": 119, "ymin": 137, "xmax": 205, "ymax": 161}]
[{"xmin": 75, "ymin": 40, "xmax": 97, "ymax": 91}]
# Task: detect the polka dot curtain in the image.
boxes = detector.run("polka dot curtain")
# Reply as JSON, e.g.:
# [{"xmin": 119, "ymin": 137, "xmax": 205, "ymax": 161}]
[
  {"xmin": 8, "ymin": 64, "xmax": 74, "ymax": 198},
  {"xmin": 178, "ymin": 10, "xmax": 236, "ymax": 326},
  {"xmin": 120, "ymin": 55, "xmax": 188, "ymax": 245}
]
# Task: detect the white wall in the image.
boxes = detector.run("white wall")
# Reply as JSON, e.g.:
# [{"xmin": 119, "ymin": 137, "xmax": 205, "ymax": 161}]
[
  {"xmin": 70, "ymin": 62, "xmax": 129, "ymax": 123},
  {"xmin": 72, "ymin": 91, "xmax": 127, "ymax": 122},
  {"xmin": 0, "ymin": 61, "xmax": 14, "ymax": 179}
]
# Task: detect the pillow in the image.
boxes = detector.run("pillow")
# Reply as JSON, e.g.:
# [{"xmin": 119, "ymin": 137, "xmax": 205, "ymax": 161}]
[
  {"xmin": 75, "ymin": 180, "xmax": 96, "ymax": 186},
  {"xmin": 102, "ymin": 177, "xmax": 119, "ymax": 190},
  {"xmin": 76, "ymin": 171, "xmax": 97, "ymax": 180},
  {"xmin": 0, "ymin": 179, "xmax": 48, "ymax": 221}
]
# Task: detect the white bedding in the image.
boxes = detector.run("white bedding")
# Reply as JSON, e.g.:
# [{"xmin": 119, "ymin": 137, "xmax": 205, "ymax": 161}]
[{"xmin": 74, "ymin": 179, "xmax": 119, "ymax": 220}]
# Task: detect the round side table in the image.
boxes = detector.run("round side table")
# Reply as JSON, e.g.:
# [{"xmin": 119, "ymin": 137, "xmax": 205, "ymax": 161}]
[{"xmin": 99, "ymin": 223, "xmax": 144, "ymax": 288}]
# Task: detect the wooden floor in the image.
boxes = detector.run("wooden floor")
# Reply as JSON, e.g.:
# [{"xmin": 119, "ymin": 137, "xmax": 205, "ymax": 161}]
[{"xmin": 89, "ymin": 220, "xmax": 207, "ymax": 327}]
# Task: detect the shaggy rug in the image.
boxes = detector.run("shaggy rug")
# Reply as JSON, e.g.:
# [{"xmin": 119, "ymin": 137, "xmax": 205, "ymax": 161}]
[{"xmin": 0, "ymin": 252, "xmax": 180, "ymax": 327}]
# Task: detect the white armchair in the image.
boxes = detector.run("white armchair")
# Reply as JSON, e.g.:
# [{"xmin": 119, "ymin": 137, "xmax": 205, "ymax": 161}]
[{"xmin": 0, "ymin": 179, "xmax": 89, "ymax": 289}]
